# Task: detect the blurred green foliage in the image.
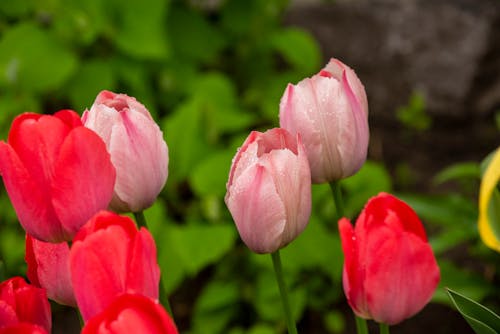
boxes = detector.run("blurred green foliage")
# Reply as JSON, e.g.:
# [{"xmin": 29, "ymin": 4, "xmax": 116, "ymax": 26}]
[{"xmin": 0, "ymin": 0, "xmax": 498, "ymax": 333}]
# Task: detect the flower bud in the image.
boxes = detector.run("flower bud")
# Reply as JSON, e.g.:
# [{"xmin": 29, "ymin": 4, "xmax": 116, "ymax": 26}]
[
  {"xmin": 280, "ymin": 58, "xmax": 369, "ymax": 183},
  {"xmin": 225, "ymin": 128, "xmax": 312, "ymax": 253},
  {"xmin": 0, "ymin": 110, "xmax": 116, "ymax": 242},
  {"xmin": 70, "ymin": 210, "xmax": 160, "ymax": 321},
  {"xmin": 338, "ymin": 193, "xmax": 440, "ymax": 325},
  {"xmin": 83, "ymin": 90, "xmax": 169, "ymax": 213}
]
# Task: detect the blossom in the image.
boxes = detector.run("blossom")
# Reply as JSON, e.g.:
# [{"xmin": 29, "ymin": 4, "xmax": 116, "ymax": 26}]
[
  {"xmin": 338, "ymin": 193, "xmax": 440, "ymax": 325},
  {"xmin": 225, "ymin": 128, "xmax": 311, "ymax": 253},
  {"xmin": 70, "ymin": 211, "xmax": 160, "ymax": 321},
  {"xmin": 279, "ymin": 58, "xmax": 369, "ymax": 183},
  {"xmin": 82, "ymin": 90, "xmax": 168, "ymax": 213},
  {"xmin": 0, "ymin": 110, "xmax": 116, "ymax": 242}
]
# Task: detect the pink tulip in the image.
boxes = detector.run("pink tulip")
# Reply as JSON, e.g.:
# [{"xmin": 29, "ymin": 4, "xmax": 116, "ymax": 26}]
[
  {"xmin": 225, "ymin": 128, "xmax": 312, "ymax": 253},
  {"xmin": 82, "ymin": 294, "xmax": 178, "ymax": 334},
  {"xmin": 25, "ymin": 235, "xmax": 76, "ymax": 307},
  {"xmin": 70, "ymin": 210, "xmax": 160, "ymax": 321},
  {"xmin": 82, "ymin": 90, "xmax": 169, "ymax": 213},
  {"xmin": 0, "ymin": 110, "xmax": 116, "ymax": 242},
  {"xmin": 338, "ymin": 193, "xmax": 440, "ymax": 325},
  {"xmin": 279, "ymin": 58, "xmax": 369, "ymax": 183},
  {"xmin": 0, "ymin": 277, "xmax": 51, "ymax": 333}
]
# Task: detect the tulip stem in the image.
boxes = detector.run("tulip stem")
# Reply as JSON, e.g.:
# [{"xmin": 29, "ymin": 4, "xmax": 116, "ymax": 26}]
[
  {"xmin": 271, "ymin": 251, "xmax": 298, "ymax": 334},
  {"xmin": 329, "ymin": 181, "xmax": 345, "ymax": 219},
  {"xmin": 379, "ymin": 323, "xmax": 390, "ymax": 334},
  {"xmin": 133, "ymin": 211, "xmax": 174, "ymax": 317},
  {"xmin": 355, "ymin": 315, "xmax": 369, "ymax": 334}
]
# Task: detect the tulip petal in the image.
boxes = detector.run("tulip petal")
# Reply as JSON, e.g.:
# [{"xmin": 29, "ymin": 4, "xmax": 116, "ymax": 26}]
[
  {"xmin": 0, "ymin": 300, "xmax": 18, "ymax": 327},
  {"xmin": 51, "ymin": 127, "xmax": 116, "ymax": 239},
  {"xmin": 70, "ymin": 225, "xmax": 130, "ymax": 321},
  {"xmin": 108, "ymin": 111, "xmax": 168, "ymax": 212},
  {"xmin": 127, "ymin": 228, "xmax": 160, "ymax": 301},
  {"xmin": 0, "ymin": 143, "xmax": 62, "ymax": 241},
  {"xmin": 25, "ymin": 235, "xmax": 76, "ymax": 307},
  {"xmin": 364, "ymin": 224, "xmax": 439, "ymax": 325},
  {"xmin": 227, "ymin": 164, "xmax": 286, "ymax": 253},
  {"xmin": 478, "ymin": 148, "xmax": 500, "ymax": 252}
]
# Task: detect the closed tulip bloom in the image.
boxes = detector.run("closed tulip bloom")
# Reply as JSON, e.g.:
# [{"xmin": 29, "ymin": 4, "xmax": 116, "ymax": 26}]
[
  {"xmin": 82, "ymin": 90, "xmax": 169, "ymax": 213},
  {"xmin": 0, "ymin": 277, "xmax": 51, "ymax": 333},
  {"xmin": 25, "ymin": 235, "xmax": 76, "ymax": 307},
  {"xmin": 82, "ymin": 294, "xmax": 178, "ymax": 334},
  {"xmin": 225, "ymin": 128, "xmax": 311, "ymax": 254},
  {"xmin": 279, "ymin": 58, "xmax": 369, "ymax": 183},
  {"xmin": 0, "ymin": 110, "xmax": 116, "ymax": 242},
  {"xmin": 338, "ymin": 193, "xmax": 440, "ymax": 325},
  {"xmin": 70, "ymin": 211, "xmax": 160, "ymax": 321}
]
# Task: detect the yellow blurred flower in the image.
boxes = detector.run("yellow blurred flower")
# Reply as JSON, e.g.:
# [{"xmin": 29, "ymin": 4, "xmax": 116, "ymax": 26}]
[{"xmin": 478, "ymin": 147, "xmax": 500, "ymax": 252}]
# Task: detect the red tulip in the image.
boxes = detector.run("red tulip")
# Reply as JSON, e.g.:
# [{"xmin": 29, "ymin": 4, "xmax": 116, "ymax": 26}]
[
  {"xmin": 70, "ymin": 211, "xmax": 160, "ymax": 321},
  {"xmin": 0, "ymin": 323, "xmax": 48, "ymax": 334},
  {"xmin": 280, "ymin": 58, "xmax": 369, "ymax": 183},
  {"xmin": 0, "ymin": 110, "xmax": 116, "ymax": 242},
  {"xmin": 82, "ymin": 90, "xmax": 169, "ymax": 213},
  {"xmin": 0, "ymin": 277, "xmax": 51, "ymax": 333},
  {"xmin": 225, "ymin": 128, "xmax": 312, "ymax": 253},
  {"xmin": 25, "ymin": 235, "xmax": 76, "ymax": 307},
  {"xmin": 338, "ymin": 193, "xmax": 440, "ymax": 325},
  {"xmin": 82, "ymin": 294, "xmax": 178, "ymax": 334}
]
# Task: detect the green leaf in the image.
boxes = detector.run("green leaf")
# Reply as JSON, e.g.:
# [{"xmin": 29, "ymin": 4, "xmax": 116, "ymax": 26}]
[
  {"xmin": 168, "ymin": 5, "xmax": 225, "ymax": 64},
  {"xmin": 67, "ymin": 59, "xmax": 116, "ymax": 111},
  {"xmin": 0, "ymin": 23, "xmax": 78, "ymax": 92},
  {"xmin": 169, "ymin": 224, "xmax": 237, "ymax": 276},
  {"xmin": 434, "ymin": 260, "xmax": 493, "ymax": 305},
  {"xmin": 163, "ymin": 99, "xmax": 212, "ymax": 182},
  {"xmin": 433, "ymin": 162, "xmax": 481, "ymax": 185},
  {"xmin": 269, "ymin": 27, "xmax": 321, "ymax": 74},
  {"xmin": 190, "ymin": 150, "xmax": 234, "ymax": 198},
  {"xmin": 396, "ymin": 91, "xmax": 431, "ymax": 131},
  {"xmin": 192, "ymin": 280, "xmax": 240, "ymax": 334},
  {"xmin": 108, "ymin": 0, "xmax": 169, "ymax": 59},
  {"xmin": 447, "ymin": 288, "xmax": 500, "ymax": 334}
]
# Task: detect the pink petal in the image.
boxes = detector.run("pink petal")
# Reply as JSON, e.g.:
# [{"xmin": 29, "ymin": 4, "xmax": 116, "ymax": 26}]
[
  {"xmin": 226, "ymin": 164, "xmax": 286, "ymax": 253},
  {"xmin": 108, "ymin": 111, "xmax": 168, "ymax": 212}
]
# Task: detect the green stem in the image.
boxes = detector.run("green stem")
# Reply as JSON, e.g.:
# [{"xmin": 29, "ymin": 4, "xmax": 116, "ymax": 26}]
[
  {"xmin": 133, "ymin": 211, "xmax": 173, "ymax": 317},
  {"xmin": 271, "ymin": 251, "xmax": 298, "ymax": 334},
  {"xmin": 355, "ymin": 315, "xmax": 369, "ymax": 334},
  {"xmin": 379, "ymin": 323, "xmax": 389, "ymax": 334},
  {"xmin": 329, "ymin": 181, "xmax": 345, "ymax": 219}
]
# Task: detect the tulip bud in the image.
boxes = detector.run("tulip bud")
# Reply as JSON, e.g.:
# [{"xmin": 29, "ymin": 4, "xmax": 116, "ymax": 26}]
[
  {"xmin": 0, "ymin": 110, "xmax": 116, "ymax": 242},
  {"xmin": 279, "ymin": 58, "xmax": 369, "ymax": 183},
  {"xmin": 225, "ymin": 128, "xmax": 312, "ymax": 253},
  {"xmin": 338, "ymin": 193, "xmax": 440, "ymax": 325},
  {"xmin": 25, "ymin": 235, "xmax": 76, "ymax": 307},
  {"xmin": 70, "ymin": 210, "xmax": 160, "ymax": 321},
  {"xmin": 82, "ymin": 294, "xmax": 178, "ymax": 334},
  {"xmin": 0, "ymin": 277, "xmax": 51, "ymax": 333},
  {"xmin": 82, "ymin": 90, "xmax": 169, "ymax": 213}
]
